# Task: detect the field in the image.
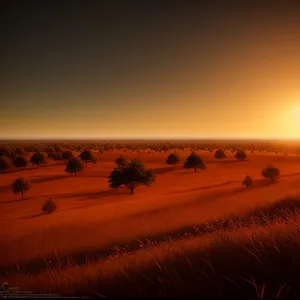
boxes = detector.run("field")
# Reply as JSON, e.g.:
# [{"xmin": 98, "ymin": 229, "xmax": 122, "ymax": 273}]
[{"xmin": 1, "ymin": 141, "xmax": 300, "ymax": 298}]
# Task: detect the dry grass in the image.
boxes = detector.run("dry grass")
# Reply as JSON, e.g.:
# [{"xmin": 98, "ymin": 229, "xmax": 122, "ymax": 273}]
[{"xmin": 3, "ymin": 195, "xmax": 300, "ymax": 298}]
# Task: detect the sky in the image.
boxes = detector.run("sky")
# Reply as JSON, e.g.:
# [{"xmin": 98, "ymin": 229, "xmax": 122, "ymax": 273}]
[{"xmin": 1, "ymin": 0, "xmax": 300, "ymax": 139}]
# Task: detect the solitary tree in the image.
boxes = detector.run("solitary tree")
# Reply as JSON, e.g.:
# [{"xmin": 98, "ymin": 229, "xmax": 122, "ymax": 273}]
[
  {"xmin": 12, "ymin": 177, "xmax": 30, "ymax": 200},
  {"xmin": 79, "ymin": 150, "xmax": 97, "ymax": 165},
  {"xmin": 0, "ymin": 156, "xmax": 12, "ymax": 172},
  {"xmin": 65, "ymin": 157, "xmax": 85, "ymax": 176},
  {"xmin": 242, "ymin": 175, "xmax": 253, "ymax": 188},
  {"xmin": 115, "ymin": 156, "xmax": 129, "ymax": 167},
  {"xmin": 62, "ymin": 150, "xmax": 73, "ymax": 161},
  {"xmin": 30, "ymin": 152, "xmax": 47, "ymax": 167},
  {"xmin": 166, "ymin": 153, "xmax": 179, "ymax": 168},
  {"xmin": 214, "ymin": 149, "xmax": 226, "ymax": 159},
  {"xmin": 262, "ymin": 166, "xmax": 280, "ymax": 183},
  {"xmin": 13, "ymin": 155, "xmax": 28, "ymax": 168},
  {"xmin": 184, "ymin": 153, "xmax": 206, "ymax": 172},
  {"xmin": 108, "ymin": 159, "xmax": 156, "ymax": 194},
  {"xmin": 235, "ymin": 149, "xmax": 247, "ymax": 160},
  {"xmin": 48, "ymin": 152, "xmax": 62, "ymax": 164}
]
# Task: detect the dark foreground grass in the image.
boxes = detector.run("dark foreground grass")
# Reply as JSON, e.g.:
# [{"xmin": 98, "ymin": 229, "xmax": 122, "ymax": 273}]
[{"xmin": 3, "ymin": 195, "xmax": 300, "ymax": 298}]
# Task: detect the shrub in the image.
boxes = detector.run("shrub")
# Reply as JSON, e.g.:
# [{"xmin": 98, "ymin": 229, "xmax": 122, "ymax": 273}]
[
  {"xmin": 42, "ymin": 198, "xmax": 57, "ymax": 214},
  {"xmin": 242, "ymin": 175, "xmax": 253, "ymax": 188}
]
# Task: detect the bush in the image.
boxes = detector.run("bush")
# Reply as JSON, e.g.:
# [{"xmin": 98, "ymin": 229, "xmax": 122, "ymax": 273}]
[
  {"xmin": 12, "ymin": 177, "xmax": 30, "ymax": 200},
  {"xmin": 166, "ymin": 153, "xmax": 179, "ymax": 168},
  {"xmin": 242, "ymin": 175, "xmax": 253, "ymax": 188},
  {"xmin": 13, "ymin": 155, "xmax": 28, "ymax": 168},
  {"xmin": 0, "ymin": 155, "xmax": 12, "ymax": 172},
  {"xmin": 262, "ymin": 166, "xmax": 280, "ymax": 183},
  {"xmin": 108, "ymin": 159, "xmax": 155, "ymax": 194},
  {"xmin": 235, "ymin": 149, "xmax": 247, "ymax": 160},
  {"xmin": 214, "ymin": 149, "xmax": 226, "ymax": 159},
  {"xmin": 184, "ymin": 153, "xmax": 206, "ymax": 172},
  {"xmin": 42, "ymin": 198, "xmax": 57, "ymax": 214},
  {"xmin": 65, "ymin": 157, "xmax": 85, "ymax": 176}
]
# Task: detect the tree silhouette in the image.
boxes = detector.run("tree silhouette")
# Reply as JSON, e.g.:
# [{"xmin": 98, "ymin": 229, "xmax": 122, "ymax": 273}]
[
  {"xmin": 48, "ymin": 152, "xmax": 62, "ymax": 164},
  {"xmin": 13, "ymin": 155, "xmax": 28, "ymax": 168},
  {"xmin": 214, "ymin": 149, "xmax": 226, "ymax": 159},
  {"xmin": 166, "ymin": 153, "xmax": 179, "ymax": 168},
  {"xmin": 30, "ymin": 152, "xmax": 47, "ymax": 167},
  {"xmin": 62, "ymin": 150, "xmax": 74, "ymax": 161},
  {"xmin": 235, "ymin": 149, "xmax": 247, "ymax": 160},
  {"xmin": 15, "ymin": 147, "xmax": 25, "ymax": 156},
  {"xmin": 242, "ymin": 175, "xmax": 253, "ymax": 188},
  {"xmin": 108, "ymin": 159, "xmax": 155, "ymax": 194},
  {"xmin": 79, "ymin": 150, "xmax": 97, "ymax": 165},
  {"xmin": 262, "ymin": 166, "xmax": 280, "ymax": 183},
  {"xmin": 115, "ymin": 156, "xmax": 129, "ymax": 167},
  {"xmin": 42, "ymin": 198, "xmax": 57, "ymax": 214},
  {"xmin": 65, "ymin": 157, "xmax": 84, "ymax": 176},
  {"xmin": 0, "ymin": 156, "xmax": 12, "ymax": 172},
  {"xmin": 12, "ymin": 177, "xmax": 30, "ymax": 200},
  {"xmin": 184, "ymin": 153, "xmax": 206, "ymax": 172},
  {"xmin": 0, "ymin": 147, "xmax": 11, "ymax": 157}
]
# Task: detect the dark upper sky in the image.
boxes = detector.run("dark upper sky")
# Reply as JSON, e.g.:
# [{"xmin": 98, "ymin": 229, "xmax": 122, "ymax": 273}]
[{"xmin": 1, "ymin": 1, "xmax": 300, "ymax": 138}]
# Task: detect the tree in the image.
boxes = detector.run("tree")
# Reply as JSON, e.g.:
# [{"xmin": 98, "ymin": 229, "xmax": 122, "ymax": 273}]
[
  {"xmin": 62, "ymin": 150, "xmax": 73, "ymax": 161},
  {"xmin": 48, "ymin": 152, "xmax": 62, "ymax": 164},
  {"xmin": 99, "ymin": 148, "xmax": 104, "ymax": 154},
  {"xmin": 0, "ymin": 147, "xmax": 11, "ymax": 157},
  {"xmin": 44, "ymin": 146, "xmax": 55, "ymax": 154},
  {"xmin": 42, "ymin": 198, "xmax": 57, "ymax": 214},
  {"xmin": 79, "ymin": 150, "xmax": 97, "ymax": 165},
  {"xmin": 108, "ymin": 159, "xmax": 156, "ymax": 194},
  {"xmin": 184, "ymin": 153, "xmax": 206, "ymax": 172},
  {"xmin": 166, "ymin": 153, "xmax": 179, "ymax": 168},
  {"xmin": 235, "ymin": 149, "xmax": 247, "ymax": 160},
  {"xmin": 13, "ymin": 155, "xmax": 28, "ymax": 168},
  {"xmin": 214, "ymin": 149, "xmax": 226, "ymax": 159},
  {"xmin": 15, "ymin": 147, "xmax": 25, "ymax": 156},
  {"xmin": 12, "ymin": 177, "xmax": 30, "ymax": 200},
  {"xmin": 30, "ymin": 152, "xmax": 47, "ymax": 167},
  {"xmin": 65, "ymin": 157, "xmax": 84, "ymax": 176},
  {"xmin": 242, "ymin": 175, "xmax": 253, "ymax": 188},
  {"xmin": 115, "ymin": 156, "xmax": 129, "ymax": 167},
  {"xmin": 262, "ymin": 166, "xmax": 280, "ymax": 183},
  {"xmin": 0, "ymin": 156, "xmax": 12, "ymax": 172}
]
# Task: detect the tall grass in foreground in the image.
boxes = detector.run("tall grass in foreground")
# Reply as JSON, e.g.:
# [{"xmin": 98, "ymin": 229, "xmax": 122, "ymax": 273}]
[{"xmin": 4, "ymin": 195, "xmax": 300, "ymax": 298}]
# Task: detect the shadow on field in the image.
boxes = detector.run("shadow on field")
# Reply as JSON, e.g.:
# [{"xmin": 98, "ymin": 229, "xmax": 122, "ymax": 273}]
[
  {"xmin": 30, "ymin": 174, "xmax": 70, "ymax": 184},
  {"xmin": 207, "ymin": 159, "xmax": 250, "ymax": 164},
  {"xmin": 3, "ymin": 194, "xmax": 300, "ymax": 276},
  {"xmin": 19, "ymin": 212, "xmax": 45, "ymax": 220},
  {"xmin": 153, "ymin": 166, "xmax": 179, "ymax": 175},
  {"xmin": 53, "ymin": 188, "xmax": 129, "ymax": 201}
]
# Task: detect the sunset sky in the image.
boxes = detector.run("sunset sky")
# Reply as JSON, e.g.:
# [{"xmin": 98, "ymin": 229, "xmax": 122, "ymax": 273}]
[{"xmin": 1, "ymin": 1, "xmax": 300, "ymax": 139}]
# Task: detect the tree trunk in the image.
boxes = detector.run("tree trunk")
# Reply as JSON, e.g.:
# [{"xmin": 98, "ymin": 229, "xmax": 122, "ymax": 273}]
[
  {"xmin": 194, "ymin": 167, "xmax": 197, "ymax": 172},
  {"xmin": 74, "ymin": 172, "xmax": 77, "ymax": 177},
  {"xmin": 130, "ymin": 184, "xmax": 134, "ymax": 194},
  {"xmin": 21, "ymin": 190, "xmax": 24, "ymax": 200}
]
